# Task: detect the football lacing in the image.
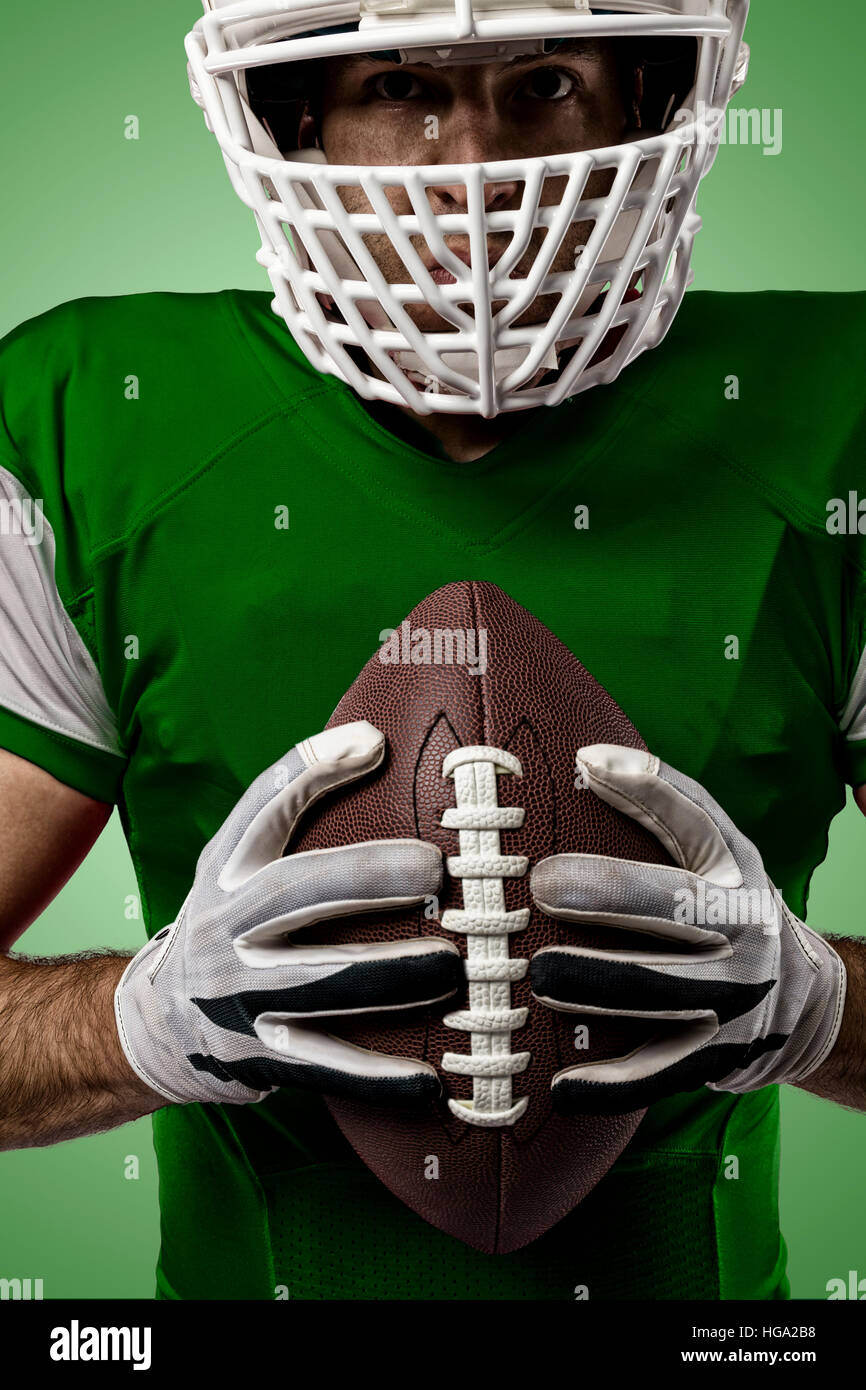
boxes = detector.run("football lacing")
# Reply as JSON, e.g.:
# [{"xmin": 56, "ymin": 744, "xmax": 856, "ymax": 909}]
[{"xmin": 439, "ymin": 745, "xmax": 530, "ymax": 1127}]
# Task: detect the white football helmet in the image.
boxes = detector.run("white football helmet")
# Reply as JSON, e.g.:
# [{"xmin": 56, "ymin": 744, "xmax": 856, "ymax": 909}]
[{"xmin": 186, "ymin": 0, "xmax": 749, "ymax": 416}]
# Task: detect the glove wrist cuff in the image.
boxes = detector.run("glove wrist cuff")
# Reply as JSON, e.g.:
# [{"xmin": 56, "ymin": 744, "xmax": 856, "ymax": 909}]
[
  {"xmin": 114, "ymin": 936, "xmax": 200, "ymax": 1105},
  {"xmin": 783, "ymin": 930, "xmax": 847, "ymax": 1085}
]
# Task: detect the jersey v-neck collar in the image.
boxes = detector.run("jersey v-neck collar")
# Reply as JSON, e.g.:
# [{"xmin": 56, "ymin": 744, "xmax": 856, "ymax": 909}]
[
  {"xmin": 228, "ymin": 288, "xmax": 669, "ymax": 556},
  {"xmin": 325, "ymin": 356, "xmax": 662, "ymax": 554}
]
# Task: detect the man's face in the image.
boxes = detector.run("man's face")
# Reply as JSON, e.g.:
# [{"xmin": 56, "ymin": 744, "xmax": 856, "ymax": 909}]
[{"xmin": 301, "ymin": 40, "xmax": 638, "ymax": 333}]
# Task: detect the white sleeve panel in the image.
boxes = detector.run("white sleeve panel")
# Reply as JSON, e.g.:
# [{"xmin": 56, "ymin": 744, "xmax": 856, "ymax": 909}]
[
  {"xmin": 0, "ymin": 464, "xmax": 121, "ymax": 757},
  {"xmin": 839, "ymin": 640, "xmax": 866, "ymax": 743}
]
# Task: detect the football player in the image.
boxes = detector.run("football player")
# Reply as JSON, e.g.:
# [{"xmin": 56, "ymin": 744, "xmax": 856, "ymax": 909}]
[{"xmin": 0, "ymin": 0, "xmax": 863, "ymax": 1301}]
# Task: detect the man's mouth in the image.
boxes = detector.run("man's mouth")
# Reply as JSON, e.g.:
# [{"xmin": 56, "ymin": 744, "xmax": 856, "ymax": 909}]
[
  {"xmin": 429, "ymin": 266, "xmax": 459, "ymax": 285},
  {"xmin": 424, "ymin": 245, "xmax": 505, "ymax": 284}
]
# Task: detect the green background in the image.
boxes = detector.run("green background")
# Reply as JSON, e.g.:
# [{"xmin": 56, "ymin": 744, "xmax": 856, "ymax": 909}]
[{"xmin": 1, "ymin": 0, "xmax": 865, "ymax": 1299}]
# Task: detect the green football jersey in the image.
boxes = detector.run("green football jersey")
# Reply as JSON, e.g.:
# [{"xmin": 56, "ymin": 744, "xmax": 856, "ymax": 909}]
[{"xmin": 1, "ymin": 287, "xmax": 864, "ymax": 1300}]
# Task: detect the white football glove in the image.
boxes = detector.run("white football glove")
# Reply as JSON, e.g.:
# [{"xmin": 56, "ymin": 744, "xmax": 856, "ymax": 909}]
[
  {"xmin": 115, "ymin": 721, "xmax": 459, "ymax": 1106},
  {"xmin": 529, "ymin": 744, "xmax": 846, "ymax": 1114}
]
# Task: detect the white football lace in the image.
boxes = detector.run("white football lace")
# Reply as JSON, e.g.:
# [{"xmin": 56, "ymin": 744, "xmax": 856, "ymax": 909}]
[{"xmin": 440, "ymin": 745, "xmax": 530, "ymax": 1126}]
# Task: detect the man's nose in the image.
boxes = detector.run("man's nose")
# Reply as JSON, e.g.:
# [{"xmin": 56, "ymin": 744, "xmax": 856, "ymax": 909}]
[{"xmin": 425, "ymin": 113, "xmax": 522, "ymax": 209}]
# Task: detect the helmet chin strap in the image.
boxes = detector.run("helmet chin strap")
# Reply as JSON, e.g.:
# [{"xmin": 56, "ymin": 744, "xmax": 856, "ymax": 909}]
[{"xmin": 392, "ymin": 341, "xmax": 563, "ymax": 394}]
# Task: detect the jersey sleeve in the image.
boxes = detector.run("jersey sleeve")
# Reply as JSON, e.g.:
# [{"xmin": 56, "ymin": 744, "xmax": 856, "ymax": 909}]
[{"xmin": 0, "ymin": 308, "xmax": 126, "ymax": 802}]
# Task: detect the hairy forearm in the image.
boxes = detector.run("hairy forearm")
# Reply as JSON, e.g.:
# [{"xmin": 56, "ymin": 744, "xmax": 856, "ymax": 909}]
[
  {"xmin": 794, "ymin": 935, "xmax": 866, "ymax": 1111},
  {"xmin": 0, "ymin": 950, "xmax": 166, "ymax": 1150}
]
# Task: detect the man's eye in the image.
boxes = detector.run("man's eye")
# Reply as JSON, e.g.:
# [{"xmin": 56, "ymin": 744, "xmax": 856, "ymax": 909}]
[
  {"xmin": 372, "ymin": 71, "xmax": 426, "ymax": 101},
  {"xmin": 518, "ymin": 68, "xmax": 576, "ymax": 101}
]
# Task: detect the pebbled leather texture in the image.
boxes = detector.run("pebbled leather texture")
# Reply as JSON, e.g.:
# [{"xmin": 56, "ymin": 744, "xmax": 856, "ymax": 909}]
[{"xmin": 290, "ymin": 581, "xmax": 674, "ymax": 1253}]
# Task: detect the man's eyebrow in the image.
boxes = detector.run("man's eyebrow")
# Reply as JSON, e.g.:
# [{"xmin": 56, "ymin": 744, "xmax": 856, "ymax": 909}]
[
  {"xmin": 337, "ymin": 53, "xmax": 385, "ymax": 68},
  {"xmin": 506, "ymin": 39, "xmax": 596, "ymax": 66}
]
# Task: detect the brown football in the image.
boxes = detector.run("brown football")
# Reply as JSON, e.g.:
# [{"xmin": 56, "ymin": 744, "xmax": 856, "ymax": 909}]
[{"xmin": 290, "ymin": 581, "xmax": 671, "ymax": 1254}]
